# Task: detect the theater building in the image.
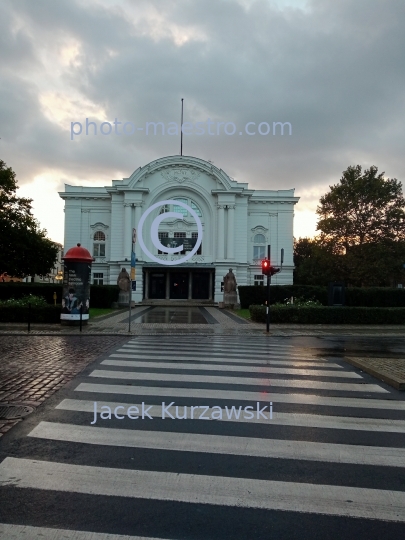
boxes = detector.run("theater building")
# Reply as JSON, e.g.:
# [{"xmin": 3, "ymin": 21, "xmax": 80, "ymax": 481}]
[{"xmin": 59, "ymin": 155, "xmax": 299, "ymax": 303}]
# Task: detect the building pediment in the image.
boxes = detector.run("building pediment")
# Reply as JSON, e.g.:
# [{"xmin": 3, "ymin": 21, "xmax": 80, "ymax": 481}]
[{"xmin": 113, "ymin": 155, "xmax": 236, "ymax": 192}]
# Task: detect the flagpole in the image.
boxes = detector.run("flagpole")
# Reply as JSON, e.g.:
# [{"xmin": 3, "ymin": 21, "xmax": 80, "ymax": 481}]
[{"xmin": 180, "ymin": 98, "xmax": 184, "ymax": 156}]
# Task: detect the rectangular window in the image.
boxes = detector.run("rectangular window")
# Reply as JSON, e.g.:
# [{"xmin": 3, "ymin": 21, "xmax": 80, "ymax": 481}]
[
  {"xmin": 253, "ymin": 246, "xmax": 265, "ymax": 259},
  {"xmin": 172, "ymin": 232, "xmax": 186, "ymax": 254},
  {"xmin": 191, "ymin": 232, "xmax": 202, "ymax": 255},
  {"xmin": 93, "ymin": 272, "xmax": 104, "ymax": 285},
  {"xmin": 93, "ymin": 244, "xmax": 105, "ymax": 257},
  {"xmin": 254, "ymin": 274, "xmax": 264, "ymax": 286},
  {"xmin": 158, "ymin": 232, "xmax": 169, "ymax": 254}
]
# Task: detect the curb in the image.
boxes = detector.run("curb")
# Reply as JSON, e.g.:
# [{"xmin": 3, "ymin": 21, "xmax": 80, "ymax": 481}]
[{"xmin": 345, "ymin": 357, "xmax": 405, "ymax": 391}]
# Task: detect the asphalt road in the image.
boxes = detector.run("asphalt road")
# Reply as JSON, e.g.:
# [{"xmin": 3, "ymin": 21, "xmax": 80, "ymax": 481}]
[{"xmin": 1, "ymin": 334, "xmax": 405, "ymax": 539}]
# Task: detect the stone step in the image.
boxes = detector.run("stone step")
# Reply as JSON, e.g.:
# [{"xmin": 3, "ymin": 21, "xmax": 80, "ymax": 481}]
[{"xmin": 139, "ymin": 300, "xmax": 218, "ymax": 307}]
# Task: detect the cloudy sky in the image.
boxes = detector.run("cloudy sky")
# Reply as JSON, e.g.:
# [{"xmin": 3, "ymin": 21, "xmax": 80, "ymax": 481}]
[{"xmin": 1, "ymin": 0, "xmax": 404, "ymax": 245}]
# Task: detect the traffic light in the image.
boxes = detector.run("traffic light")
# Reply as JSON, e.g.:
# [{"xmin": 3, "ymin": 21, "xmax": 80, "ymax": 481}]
[
  {"xmin": 262, "ymin": 258, "xmax": 270, "ymax": 276},
  {"xmin": 270, "ymin": 266, "xmax": 281, "ymax": 276}
]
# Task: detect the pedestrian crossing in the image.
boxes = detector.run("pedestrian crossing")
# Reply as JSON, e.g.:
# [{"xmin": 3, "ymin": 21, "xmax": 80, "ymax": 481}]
[{"xmin": 1, "ymin": 335, "xmax": 405, "ymax": 539}]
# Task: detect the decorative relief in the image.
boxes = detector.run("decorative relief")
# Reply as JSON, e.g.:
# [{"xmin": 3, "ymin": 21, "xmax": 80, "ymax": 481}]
[
  {"xmin": 90, "ymin": 222, "xmax": 109, "ymax": 230},
  {"xmin": 251, "ymin": 225, "xmax": 268, "ymax": 233},
  {"xmin": 161, "ymin": 167, "xmax": 201, "ymax": 183}
]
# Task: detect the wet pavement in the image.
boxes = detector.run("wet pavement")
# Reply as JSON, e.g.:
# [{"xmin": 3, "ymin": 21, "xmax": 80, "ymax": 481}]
[
  {"xmin": 125, "ymin": 306, "xmax": 210, "ymax": 324},
  {"xmin": 0, "ymin": 334, "xmax": 404, "ymax": 539},
  {"xmin": 0, "ymin": 336, "xmax": 127, "ymax": 437}
]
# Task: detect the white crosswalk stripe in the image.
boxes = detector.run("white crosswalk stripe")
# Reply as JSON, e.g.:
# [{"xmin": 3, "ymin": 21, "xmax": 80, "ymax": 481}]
[
  {"xmin": 89, "ymin": 368, "xmax": 386, "ymax": 392},
  {"xmin": 102, "ymin": 358, "xmax": 356, "ymax": 377},
  {"xmin": 1, "ymin": 335, "xmax": 405, "ymax": 537}
]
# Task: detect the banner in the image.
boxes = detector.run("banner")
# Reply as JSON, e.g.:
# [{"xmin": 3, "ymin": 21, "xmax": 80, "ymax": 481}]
[{"xmin": 159, "ymin": 237, "xmax": 197, "ymax": 251}]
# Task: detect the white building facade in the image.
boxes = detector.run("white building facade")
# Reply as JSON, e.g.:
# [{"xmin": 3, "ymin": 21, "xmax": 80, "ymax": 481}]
[{"xmin": 59, "ymin": 155, "xmax": 299, "ymax": 303}]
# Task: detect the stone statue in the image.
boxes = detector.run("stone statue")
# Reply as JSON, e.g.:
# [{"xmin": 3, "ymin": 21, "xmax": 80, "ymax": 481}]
[
  {"xmin": 222, "ymin": 268, "xmax": 239, "ymax": 309},
  {"xmin": 223, "ymin": 269, "xmax": 237, "ymax": 293},
  {"xmin": 117, "ymin": 268, "xmax": 130, "ymax": 293}
]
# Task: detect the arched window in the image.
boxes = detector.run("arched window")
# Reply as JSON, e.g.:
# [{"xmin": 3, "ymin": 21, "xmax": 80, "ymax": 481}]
[
  {"xmin": 94, "ymin": 231, "xmax": 105, "ymax": 241},
  {"xmin": 253, "ymin": 232, "xmax": 266, "ymax": 260},
  {"xmin": 93, "ymin": 231, "xmax": 106, "ymax": 257},
  {"xmin": 254, "ymin": 234, "xmax": 265, "ymax": 243}
]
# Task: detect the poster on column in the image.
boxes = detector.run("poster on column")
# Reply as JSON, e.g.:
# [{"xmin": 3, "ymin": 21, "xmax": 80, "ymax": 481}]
[{"xmin": 61, "ymin": 262, "xmax": 91, "ymax": 321}]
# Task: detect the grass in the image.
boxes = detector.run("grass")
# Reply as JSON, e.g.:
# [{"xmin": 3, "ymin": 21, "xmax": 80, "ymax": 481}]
[
  {"xmin": 234, "ymin": 309, "xmax": 251, "ymax": 320},
  {"xmin": 89, "ymin": 308, "xmax": 115, "ymax": 318}
]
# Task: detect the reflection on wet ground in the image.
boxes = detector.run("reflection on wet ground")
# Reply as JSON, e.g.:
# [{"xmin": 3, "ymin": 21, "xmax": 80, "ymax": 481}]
[{"xmin": 136, "ymin": 307, "xmax": 210, "ymax": 324}]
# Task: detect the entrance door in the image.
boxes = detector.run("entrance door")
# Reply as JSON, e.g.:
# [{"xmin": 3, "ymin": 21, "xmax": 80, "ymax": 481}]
[
  {"xmin": 192, "ymin": 272, "xmax": 210, "ymax": 299},
  {"xmin": 149, "ymin": 272, "xmax": 165, "ymax": 299},
  {"xmin": 170, "ymin": 272, "xmax": 189, "ymax": 299}
]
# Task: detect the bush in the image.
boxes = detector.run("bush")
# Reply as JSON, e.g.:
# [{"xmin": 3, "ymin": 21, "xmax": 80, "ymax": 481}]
[
  {"xmin": 345, "ymin": 287, "xmax": 405, "ymax": 307},
  {"xmin": 0, "ymin": 294, "xmax": 48, "ymax": 307},
  {"xmin": 249, "ymin": 304, "xmax": 405, "ymax": 324},
  {"xmin": 239, "ymin": 285, "xmax": 405, "ymax": 309},
  {"xmin": 0, "ymin": 283, "xmax": 118, "ymax": 308},
  {"xmin": 0, "ymin": 283, "xmax": 62, "ymax": 303},
  {"xmin": 238, "ymin": 286, "xmax": 328, "ymax": 309},
  {"xmin": 90, "ymin": 285, "xmax": 118, "ymax": 308},
  {"xmin": 0, "ymin": 305, "xmax": 61, "ymax": 323}
]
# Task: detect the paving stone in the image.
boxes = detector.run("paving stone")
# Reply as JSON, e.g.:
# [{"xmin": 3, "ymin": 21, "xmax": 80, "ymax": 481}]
[{"xmin": 0, "ymin": 335, "xmax": 127, "ymax": 437}]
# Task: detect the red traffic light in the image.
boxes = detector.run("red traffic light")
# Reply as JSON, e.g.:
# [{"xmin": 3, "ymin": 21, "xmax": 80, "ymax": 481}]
[{"xmin": 261, "ymin": 259, "xmax": 270, "ymax": 275}]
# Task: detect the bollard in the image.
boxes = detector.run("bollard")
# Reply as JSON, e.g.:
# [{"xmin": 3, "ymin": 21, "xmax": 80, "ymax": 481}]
[
  {"xmin": 28, "ymin": 302, "xmax": 31, "ymax": 333},
  {"xmin": 79, "ymin": 305, "xmax": 83, "ymax": 332}
]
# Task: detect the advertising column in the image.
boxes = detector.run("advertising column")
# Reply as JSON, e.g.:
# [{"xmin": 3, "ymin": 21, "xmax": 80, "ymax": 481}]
[{"xmin": 61, "ymin": 243, "xmax": 94, "ymax": 325}]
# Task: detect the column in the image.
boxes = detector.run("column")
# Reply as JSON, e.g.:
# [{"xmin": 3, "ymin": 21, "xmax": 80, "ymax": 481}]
[
  {"xmin": 123, "ymin": 203, "xmax": 132, "ymax": 260},
  {"xmin": 227, "ymin": 205, "xmax": 235, "ymax": 259},
  {"xmin": 134, "ymin": 203, "xmax": 142, "ymax": 229},
  {"xmin": 145, "ymin": 270, "xmax": 149, "ymax": 299},
  {"xmin": 165, "ymin": 271, "xmax": 170, "ymax": 300},
  {"xmin": 188, "ymin": 270, "xmax": 192, "ymax": 299},
  {"xmin": 81, "ymin": 209, "xmax": 90, "ymax": 251},
  {"xmin": 217, "ymin": 205, "xmax": 225, "ymax": 259}
]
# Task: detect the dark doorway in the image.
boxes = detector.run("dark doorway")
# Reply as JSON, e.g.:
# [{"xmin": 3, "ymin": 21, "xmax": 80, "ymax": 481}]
[
  {"xmin": 170, "ymin": 272, "xmax": 189, "ymax": 299},
  {"xmin": 192, "ymin": 272, "xmax": 210, "ymax": 299},
  {"xmin": 149, "ymin": 272, "xmax": 165, "ymax": 299}
]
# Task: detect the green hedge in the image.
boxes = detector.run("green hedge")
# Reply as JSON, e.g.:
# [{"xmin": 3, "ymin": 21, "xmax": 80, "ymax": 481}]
[
  {"xmin": 249, "ymin": 305, "xmax": 405, "ymax": 324},
  {"xmin": 0, "ymin": 305, "xmax": 61, "ymax": 323},
  {"xmin": 238, "ymin": 286, "xmax": 328, "ymax": 309},
  {"xmin": 0, "ymin": 283, "xmax": 63, "ymax": 303},
  {"xmin": 0, "ymin": 283, "xmax": 118, "ymax": 308},
  {"xmin": 239, "ymin": 285, "xmax": 405, "ymax": 309},
  {"xmin": 90, "ymin": 285, "xmax": 118, "ymax": 308}
]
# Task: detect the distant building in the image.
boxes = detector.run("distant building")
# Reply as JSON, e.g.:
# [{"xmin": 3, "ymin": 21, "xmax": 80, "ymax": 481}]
[
  {"xmin": 60, "ymin": 155, "xmax": 299, "ymax": 303},
  {"xmin": 0, "ymin": 274, "xmax": 23, "ymax": 283}
]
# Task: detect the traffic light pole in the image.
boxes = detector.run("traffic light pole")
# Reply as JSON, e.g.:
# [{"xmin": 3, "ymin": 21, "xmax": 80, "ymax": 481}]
[{"xmin": 266, "ymin": 244, "xmax": 271, "ymax": 333}]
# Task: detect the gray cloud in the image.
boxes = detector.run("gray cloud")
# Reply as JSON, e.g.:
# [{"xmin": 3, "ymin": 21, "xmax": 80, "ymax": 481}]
[{"xmin": 1, "ymin": 0, "xmax": 404, "ymax": 241}]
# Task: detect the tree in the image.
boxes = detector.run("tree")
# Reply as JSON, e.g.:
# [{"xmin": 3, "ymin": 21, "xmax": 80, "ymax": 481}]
[
  {"xmin": 316, "ymin": 165, "xmax": 405, "ymax": 251},
  {"xmin": 293, "ymin": 237, "xmax": 345, "ymax": 285},
  {"xmin": 0, "ymin": 160, "xmax": 59, "ymax": 277},
  {"xmin": 313, "ymin": 165, "xmax": 405, "ymax": 287}
]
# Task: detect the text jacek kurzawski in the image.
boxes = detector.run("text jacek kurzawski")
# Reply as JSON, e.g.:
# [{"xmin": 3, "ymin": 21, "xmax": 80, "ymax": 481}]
[{"xmin": 91, "ymin": 402, "xmax": 273, "ymax": 424}]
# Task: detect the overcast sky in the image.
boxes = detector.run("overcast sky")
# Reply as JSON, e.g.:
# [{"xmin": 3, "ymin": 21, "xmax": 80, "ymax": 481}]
[{"xmin": 1, "ymin": 0, "xmax": 404, "ymax": 245}]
